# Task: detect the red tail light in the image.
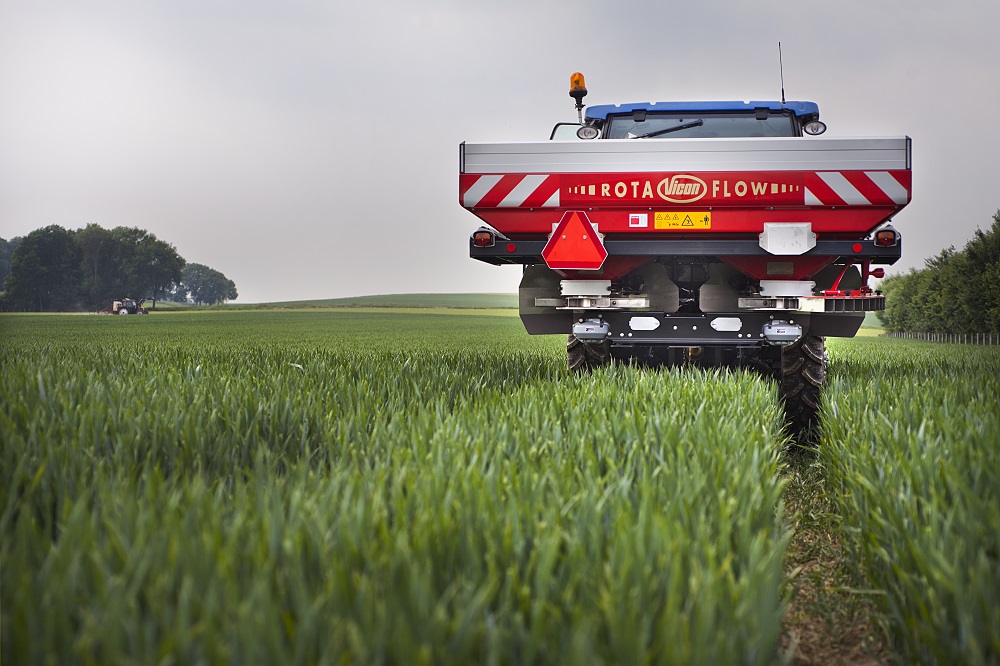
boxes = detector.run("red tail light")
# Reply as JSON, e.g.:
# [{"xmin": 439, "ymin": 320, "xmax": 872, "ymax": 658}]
[
  {"xmin": 874, "ymin": 227, "xmax": 899, "ymax": 247},
  {"xmin": 473, "ymin": 230, "xmax": 494, "ymax": 247}
]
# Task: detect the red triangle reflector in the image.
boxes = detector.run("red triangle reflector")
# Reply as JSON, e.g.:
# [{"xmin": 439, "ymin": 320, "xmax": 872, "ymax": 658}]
[{"xmin": 541, "ymin": 211, "xmax": 608, "ymax": 271}]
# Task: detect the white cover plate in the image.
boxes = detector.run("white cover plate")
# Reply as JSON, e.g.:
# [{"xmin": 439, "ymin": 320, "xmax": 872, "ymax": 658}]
[
  {"xmin": 561, "ymin": 280, "xmax": 611, "ymax": 296},
  {"xmin": 760, "ymin": 280, "xmax": 816, "ymax": 297},
  {"xmin": 710, "ymin": 317, "xmax": 743, "ymax": 332},
  {"xmin": 759, "ymin": 222, "xmax": 817, "ymax": 255},
  {"xmin": 629, "ymin": 316, "xmax": 661, "ymax": 331}
]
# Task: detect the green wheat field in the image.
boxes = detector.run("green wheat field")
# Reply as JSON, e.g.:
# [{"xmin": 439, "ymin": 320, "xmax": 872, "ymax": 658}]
[{"xmin": 2, "ymin": 308, "xmax": 998, "ymax": 665}]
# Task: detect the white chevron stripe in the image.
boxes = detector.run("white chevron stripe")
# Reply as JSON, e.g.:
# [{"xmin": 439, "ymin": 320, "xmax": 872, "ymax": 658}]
[
  {"xmin": 817, "ymin": 172, "xmax": 870, "ymax": 205},
  {"xmin": 498, "ymin": 175, "xmax": 548, "ymax": 207},
  {"xmin": 462, "ymin": 175, "xmax": 502, "ymax": 207},
  {"xmin": 804, "ymin": 188, "xmax": 822, "ymax": 206},
  {"xmin": 865, "ymin": 171, "xmax": 909, "ymax": 204},
  {"xmin": 542, "ymin": 189, "xmax": 560, "ymax": 207}
]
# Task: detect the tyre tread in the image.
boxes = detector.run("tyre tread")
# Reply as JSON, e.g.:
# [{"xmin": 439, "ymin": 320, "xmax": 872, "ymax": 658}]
[
  {"xmin": 779, "ymin": 335, "xmax": 827, "ymax": 439},
  {"xmin": 567, "ymin": 335, "xmax": 610, "ymax": 371}
]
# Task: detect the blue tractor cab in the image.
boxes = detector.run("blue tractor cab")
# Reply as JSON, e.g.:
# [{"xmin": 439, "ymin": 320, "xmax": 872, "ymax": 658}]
[{"xmin": 552, "ymin": 97, "xmax": 826, "ymax": 140}]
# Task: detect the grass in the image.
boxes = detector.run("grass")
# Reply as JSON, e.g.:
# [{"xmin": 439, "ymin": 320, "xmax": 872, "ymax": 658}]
[
  {"xmin": 818, "ymin": 339, "xmax": 1000, "ymax": 665},
  {"xmin": 2, "ymin": 311, "xmax": 789, "ymax": 665},
  {"xmin": 2, "ymin": 311, "xmax": 996, "ymax": 665},
  {"xmin": 780, "ymin": 454, "xmax": 890, "ymax": 665},
  {"xmin": 859, "ymin": 313, "xmax": 883, "ymax": 330}
]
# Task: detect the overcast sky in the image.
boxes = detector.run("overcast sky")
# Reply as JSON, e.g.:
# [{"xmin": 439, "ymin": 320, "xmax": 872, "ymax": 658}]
[{"xmin": 2, "ymin": 0, "xmax": 998, "ymax": 303}]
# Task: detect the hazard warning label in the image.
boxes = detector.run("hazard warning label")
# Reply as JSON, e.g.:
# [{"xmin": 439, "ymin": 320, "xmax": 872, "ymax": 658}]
[{"xmin": 654, "ymin": 211, "xmax": 712, "ymax": 229}]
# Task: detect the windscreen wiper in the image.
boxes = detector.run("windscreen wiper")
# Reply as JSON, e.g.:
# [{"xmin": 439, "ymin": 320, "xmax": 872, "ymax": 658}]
[{"xmin": 630, "ymin": 119, "xmax": 704, "ymax": 139}]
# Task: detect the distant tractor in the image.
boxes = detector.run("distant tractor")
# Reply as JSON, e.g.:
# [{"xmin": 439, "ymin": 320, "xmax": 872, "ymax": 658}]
[{"xmin": 101, "ymin": 298, "xmax": 149, "ymax": 315}]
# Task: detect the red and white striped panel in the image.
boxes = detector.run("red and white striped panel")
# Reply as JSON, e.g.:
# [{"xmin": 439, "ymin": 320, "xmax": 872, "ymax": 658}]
[
  {"xmin": 462, "ymin": 174, "xmax": 560, "ymax": 208},
  {"xmin": 462, "ymin": 171, "xmax": 910, "ymax": 208},
  {"xmin": 804, "ymin": 171, "xmax": 909, "ymax": 206}
]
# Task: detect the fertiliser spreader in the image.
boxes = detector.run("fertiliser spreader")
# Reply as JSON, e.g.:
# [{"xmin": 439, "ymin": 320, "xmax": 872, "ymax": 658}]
[{"xmin": 459, "ymin": 73, "xmax": 911, "ymax": 435}]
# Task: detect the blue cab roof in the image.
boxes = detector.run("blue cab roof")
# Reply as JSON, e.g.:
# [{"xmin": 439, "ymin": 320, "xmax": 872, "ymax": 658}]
[{"xmin": 585, "ymin": 100, "xmax": 820, "ymax": 120}]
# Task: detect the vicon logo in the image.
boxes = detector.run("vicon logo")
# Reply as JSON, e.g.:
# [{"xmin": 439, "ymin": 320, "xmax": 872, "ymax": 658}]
[{"xmin": 657, "ymin": 175, "xmax": 708, "ymax": 203}]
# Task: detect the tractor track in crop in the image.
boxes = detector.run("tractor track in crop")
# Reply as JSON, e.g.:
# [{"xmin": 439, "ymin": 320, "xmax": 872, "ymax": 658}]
[{"xmin": 779, "ymin": 449, "xmax": 889, "ymax": 666}]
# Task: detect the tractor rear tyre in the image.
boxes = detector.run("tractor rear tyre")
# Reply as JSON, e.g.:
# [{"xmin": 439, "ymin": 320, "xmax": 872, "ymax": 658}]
[
  {"xmin": 779, "ymin": 334, "xmax": 827, "ymax": 439},
  {"xmin": 567, "ymin": 335, "xmax": 610, "ymax": 372}
]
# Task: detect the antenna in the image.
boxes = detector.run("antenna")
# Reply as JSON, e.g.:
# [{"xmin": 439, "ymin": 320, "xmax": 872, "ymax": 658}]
[{"xmin": 778, "ymin": 42, "xmax": 786, "ymax": 104}]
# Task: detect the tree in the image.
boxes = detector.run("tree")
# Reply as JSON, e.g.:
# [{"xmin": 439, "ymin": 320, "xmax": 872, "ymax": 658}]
[
  {"xmin": 0, "ymin": 236, "xmax": 22, "ymax": 288},
  {"xmin": 74, "ymin": 224, "xmax": 116, "ymax": 308},
  {"xmin": 878, "ymin": 269, "xmax": 934, "ymax": 332},
  {"xmin": 960, "ymin": 211, "xmax": 1000, "ymax": 333},
  {"xmin": 983, "ymin": 261, "xmax": 1000, "ymax": 333},
  {"xmin": 964, "ymin": 211, "xmax": 1000, "ymax": 268},
  {"xmin": 1, "ymin": 223, "xmax": 194, "ymax": 312},
  {"xmin": 178, "ymin": 263, "xmax": 238, "ymax": 305},
  {"xmin": 70, "ymin": 225, "xmax": 184, "ymax": 310},
  {"xmin": 130, "ymin": 231, "xmax": 185, "ymax": 309},
  {"xmin": 107, "ymin": 227, "xmax": 151, "ymax": 300},
  {"xmin": 3, "ymin": 226, "xmax": 82, "ymax": 311},
  {"xmin": 920, "ymin": 247, "xmax": 970, "ymax": 333},
  {"xmin": 878, "ymin": 209, "xmax": 1000, "ymax": 333}
]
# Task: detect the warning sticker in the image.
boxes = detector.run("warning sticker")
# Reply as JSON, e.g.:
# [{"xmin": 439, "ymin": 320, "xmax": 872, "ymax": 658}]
[
  {"xmin": 654, "ymin": 211, "xmax": 711, "ymax": 229},
  {"xmin": 629, "ymin": 213, "xmax": 648, "ymax": 228}
]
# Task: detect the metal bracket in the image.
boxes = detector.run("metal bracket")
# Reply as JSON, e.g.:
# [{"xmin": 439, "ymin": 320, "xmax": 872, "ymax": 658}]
[
  {"xmin": 536, "ymin": 296, "xmax": 651, "ymax": 310},
  {"xmin": 739, "ymin": 294, "xmax": 886, "ymax": 312},
  {"xmin": 739, "ymin": 296, "xmax": 801, "ymax": 310}
]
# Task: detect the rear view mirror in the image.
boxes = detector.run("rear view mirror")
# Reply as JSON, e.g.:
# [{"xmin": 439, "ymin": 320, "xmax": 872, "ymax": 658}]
[{"xmin": 550, "ymin": 123, "xmax": 586, "ymax": 140}]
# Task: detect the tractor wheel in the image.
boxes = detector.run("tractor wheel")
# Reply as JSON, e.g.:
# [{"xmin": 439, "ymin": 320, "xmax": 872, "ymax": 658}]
[
  {"xmin": 118, "ymin": 309, "xmax": 129, "ymax": 315},
  {"xmin": 779, "ymin": 334, "xmax": 827, "ymax": 439},
  {"xmin": 567, "ymin": 335, "xmax": 610, "ymax": 372}
]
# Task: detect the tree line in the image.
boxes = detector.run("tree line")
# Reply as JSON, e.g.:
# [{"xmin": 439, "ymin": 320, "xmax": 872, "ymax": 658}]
[
  {"xmin": 877, "ymin": 210, "xmax": 1000, "ymax": 334},
  {"xmin": 0, "ymin": 224, "xmax": 237, "ymax": 312}
]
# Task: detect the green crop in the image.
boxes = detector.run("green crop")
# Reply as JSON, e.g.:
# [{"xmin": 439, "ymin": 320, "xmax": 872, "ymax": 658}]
[
  {"xmin": 821, "ymin": 338, "xmax": 1000, "ymax": 665},
  {"xmin": 1, "ymin": 312, "xmax": 790, "ymax": 665}
]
